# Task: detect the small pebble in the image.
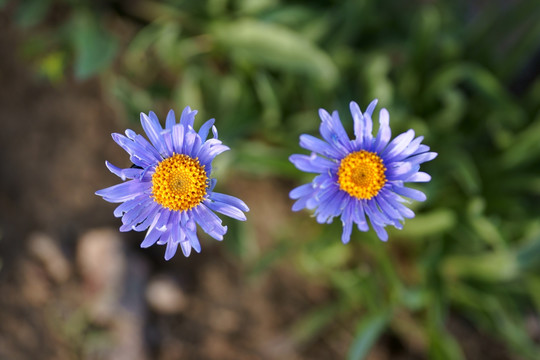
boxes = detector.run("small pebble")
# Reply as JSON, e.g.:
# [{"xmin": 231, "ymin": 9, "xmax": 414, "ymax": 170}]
[
  {"xmin": 146, "ymin": 275, "xmax": 187, "ymax": 314},
  {"xmin": 27, "ymin": 232, "xmax": 70, "ymax": 283}
]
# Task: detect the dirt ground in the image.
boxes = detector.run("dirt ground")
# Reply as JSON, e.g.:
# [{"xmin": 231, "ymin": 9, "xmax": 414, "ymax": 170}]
[{"xmin": 0, "ymin": 11, "xmax": 521, "ymax": 360}]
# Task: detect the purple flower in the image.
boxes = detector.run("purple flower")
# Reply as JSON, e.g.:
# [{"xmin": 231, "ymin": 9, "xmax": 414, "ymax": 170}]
[
  {"xmin": 289, "ymin": 100, "xmax": 437, "ymax": 243},
  {"xmin": 96, "ymin": 107, "xmax": 249, "ymax": 260}
]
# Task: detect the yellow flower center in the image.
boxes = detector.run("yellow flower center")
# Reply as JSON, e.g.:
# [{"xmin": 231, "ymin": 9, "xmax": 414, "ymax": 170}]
[
  {"xmin": 151, "ymin": 154, "xmax": 208, "ymax": 211},
  {"xmin": 337, "ymin": 150, "xmax": 387, "ymax": 200}
]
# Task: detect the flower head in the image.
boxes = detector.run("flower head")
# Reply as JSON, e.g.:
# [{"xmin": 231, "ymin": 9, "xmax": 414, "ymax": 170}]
[
  {"xmin": 96, "ymin": 107, "xmax": 249, "ymax": 260},
  {"xmin": 289, "ymin": 100, "xmax": 437, "ymax": 243}
]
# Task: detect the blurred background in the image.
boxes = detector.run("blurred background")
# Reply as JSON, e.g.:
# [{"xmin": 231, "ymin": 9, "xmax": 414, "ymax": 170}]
[{"xmin": 1, "ymin": 0, "xmax": 540, "ymax": 359}]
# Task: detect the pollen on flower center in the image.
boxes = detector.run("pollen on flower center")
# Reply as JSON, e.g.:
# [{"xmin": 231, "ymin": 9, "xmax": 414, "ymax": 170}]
[
  {"xmin": 337, "ymin": 150, "xmax": 386, "ymax": 200},
  {"xmin": 151, "ymin": 154, "xmax": 208, "ymax": 211}
]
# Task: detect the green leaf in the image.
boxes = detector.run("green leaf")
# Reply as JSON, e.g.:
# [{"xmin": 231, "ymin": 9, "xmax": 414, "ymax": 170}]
[
  {"xmin": 362, "ymin": 53, "xmax": 394, "ymax": 104},
  {"xmin": 469, "ymin": 215, "xmax": 506, "ymax": 249},
  {"xmin": 348, "ymin": 311, "xmax": 390, "ymax": 360},
  {"xmin": 15, "ymin": 0, "xmax": 51, "ymax": 28},
  {"xmin": 249, "ymin": 239, "xmax": 292, "ymax": 276},
  {"xmin": 428, "ymin": 330, "xmax": 466, "ymax": 360},
  {"xmin": 37, "ymin": 51, "xmax": 66, "ymax": 83},
  {"xmin": 210, "ymin": 19, "xmax": 338, "ymax": 88},
  {"xmin": 172, "ymin": 67, "xmax": 204, "ymax": 114},
  {"xmin": 452, "ymin": 150, "xmax": 481, "ymax": 195},
  {"xmin": 235, "ymin": 141, "xmax": 297, "ymax": 177},
  {"xmin": 291, "ymin": 305, "xmax": 340, "ymax": 344},
  {"xmin": 396, "ymin": 208, "xmax": 457, "ymax": 238},
  {"xmin": 426, "ymin": 63, "xmax": 509, "ymax": 106},
  {"xmin": 516, "ymin": 235, "xmax": 540, "ymax": 271},
  {"xmin": 254, "ymin": 71, "xmax": 281, "ymax": 129},
  {"xmin": 443, "ymin": 251, "xmax": 519, "ymax": 282},
  {"xmin": 501, "ymin": 113, "xmax": 540, "ymax": 168},
  {"xmin": 71, "ymin": 12, "xmax": 118, "ymax": 79},
  {"xmin": 108, "ymin": 76, "xmax": 153, "ymax": 121}
]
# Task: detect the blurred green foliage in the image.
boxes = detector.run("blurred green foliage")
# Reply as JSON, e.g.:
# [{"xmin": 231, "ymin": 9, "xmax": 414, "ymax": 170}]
[{"xmin": 9, "ymin": 0, "xmax": 540, "ymax": 358}]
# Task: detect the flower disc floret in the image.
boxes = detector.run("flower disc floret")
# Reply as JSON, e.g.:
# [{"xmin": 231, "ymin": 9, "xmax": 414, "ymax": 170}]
[
  {"xmin": 338, "ymin": 150, "xmax": 386, "ymax": 200},
  {"xmin": 152, "ymin": 154, "xmax": 208, "ymax": 211}
]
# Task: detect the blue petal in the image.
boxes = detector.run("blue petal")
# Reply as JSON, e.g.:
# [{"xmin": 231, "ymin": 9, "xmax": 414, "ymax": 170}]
[
  {"xmin": 361, "ymin": 112, "xmax": 374, "ymax": 150},
  {"xmin": 208, "ymin": 178, "xmax": 217, "ymax": 193},
  {"xmin": 387, "ymin": 136, "xmax": 424, "ymax": 162},
  {"xmin": 381, "ymin": 129, "xmax": 415, "ymax": 160},
  {"xmin": 350, "ymin": 100, "xmax": 377, "ymax": 150},
  {"xmin": 121, "ymin": 200, "xmax": 157, "ymax": 229},
  {"xmin": 392, "ymin": 186, "xmax": 427, "ymax": 202},
  {"xmin": 350, "ymin": 101, "xmax": 365, "ymax": 148},
  {"xmin": 406, "ymin": 152, "xmax": 438, "ymax": 166},
  {"xmin": 172, "ymin": 213, "xmax": 186, "ymax": 244},
  {"xmin": 156, "ymin": 228, "xmax": 170, "ymax": 245},
  {"xmin": 179, "ymin": 106, "xmax": 196, "ymax": 128},
  {"xmin": 113, "ymin": 194, "xmax": 151, "ymax": 217},
  {"xmin": 306, "ymin": 183, "xmax": 335, "ymax": 211},
  {"xmin": 172, "ymin": 123, "xmax": 185, "ymax": 154},
  {"xmin": 111, "ymin": 133, "xmax": 159, "ymax": 168},
  {"xmin": 161, "ymin": 129, "xmax": 174, "ymax": 157},
  {"xmin": 192, "ymin": 205, "xmax": 227, "ymax": 241},
  {"xmin": 182, "ymin": 130, "xmax": 197, "ymax": 155},
  {"xmin": 290, "ymin": 183, "xmax": 314, "ymax": 200},
  {"xmin": 184, "ymin": 218, "xmax": 201, "ymax": 253},
  {"xmin": 155, "ymin": 208, "xmax": 172, "ymax": 231},
  {"xmin": 141, "ymin": 226, "xmax": 163, "ymax": 248},
  {"xmin": 165, "ymin": 109, "xmax": 176, "ymax": 129},
  {"xmin": 315, "ymin": 189, "xmax": 346, "ymax": 224},
  {"xmin": 318, "ymin": 109, "xmax": 352, "ymax": 153},
  {"xmin": 370, "ymin": 220, "xmax": 389, "ymax": 241},
  {"xmin": 131, "ymin": 132, "xmax": 165, "ymax": 163},
  {"xmin": 180, "ymin": 241, "xmax": 192, "ymax": 257},
  {"xmin": 105, "ymin": 161, "xmax": 143, "ymax": 181},
  {"xmin": 198, "ymin": 119, "xmax": 215, "ymax": 142},
  {"xmin": 133, "ymin": 202, "xmax": 162, "ymax": 231},
  {"xmin": 209, "ymin": 192, "xmax": 249, "ymax": 212},
  {"xmin": 292, "ymin": 196, "xmax": 310, "ymax": 212},
  {"xmin": 289, "ymin": 153, "xmax": 337, "ymax": 173},
  {"xmin": 198, "ymin": 142, "xmax": 229, "ymax": 166},
  {"xmin": 375, "ymin": 195, "xmax": 403, "ymax": 222},
  {"xmin": 164, "ymin": 236, "xmax": 179, "ymax": 260},
  {"xmin": 190, "ymin": 134, "xmax": 203, "ymax": 159},
  {"xmin": 299, "ymin": 134, "xmax": 344, "ymax": 159},
  {"xmin": 140, "ymin": 209, "xmax": 170, "ymax": 248},
  {"xmin": 353, "ymin": 200, "xmax": 369, "ymax": 231},
  {"xmin": 380, "ymin": 190, "xmax": 415, "ymax": 219},
  {"xmin": 413, "ymin": 144, "xmax": 430, "ymax": 155},
  {"xmin": 96, "ymin": 180, "xmax": 151, "ymax": 203},
  {"xmin": 373, "ymin": 108, "xmax": 391, "ymax": 153},
  {"xmin": 406, "ymin": 172, "xmax": 431, "ymax": 182},
  {"xmin": 141, "ymin": 112, "xmax": 168, "ymax": 157},
  {"xmin": 341, "ymin": 201, "xmax": 354, "ymax": 244},
  {"xmin": 364, "ymin": 200, "xmax": 391, "ymax": 226},
  {"xmin": 365, "ymin": 99, "xmax": 378, "ymax": 118},
  {"xmin": 341, "ymin": 220, "xmax": 353, "ymax": 244},
  {"xmin": 385, "ymin": 161, "xmax": 414, "ymax": 179},
  {"xmin": 187, "ymin": 233, "xmax": 201, "ymax": 253},
  {"xmin": 205, "ymin": 200, "xmax": 247, "ymax": 221},
  {"xmin": 163, "ymin": 211, "xmax": 184, "ymax": 259}
]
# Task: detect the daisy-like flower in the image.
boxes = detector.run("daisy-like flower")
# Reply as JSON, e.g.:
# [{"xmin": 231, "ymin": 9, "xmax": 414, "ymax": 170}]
[
  {"xmin": 289, "ymin": 99, "xmax": 437, "ymax": 243},
  {"xmin": 96, "ymin": 107, "xmax": 249, "ymax": 260}
]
